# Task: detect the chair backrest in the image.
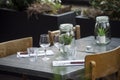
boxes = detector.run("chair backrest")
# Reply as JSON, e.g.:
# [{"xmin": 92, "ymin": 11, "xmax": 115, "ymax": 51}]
[
  {"xmin": 48, "ymin": 25, "xmax": 80, "ymax": 45},
  {"xmin": 85, "ymin": 46, "xmax": 120, "ymax": 80},
  {"xmin": 0, "ymin": 37, "xmax": 33, "ymax": 58}
]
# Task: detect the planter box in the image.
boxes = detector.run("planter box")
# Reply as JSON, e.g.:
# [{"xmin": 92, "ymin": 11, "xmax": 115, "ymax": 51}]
[
  {"xmin": 61, "ymin": 0, "xmax": 90, "ymax": 5},
  {"xmin": 0, "ymin": 8, "xmax": 76, "ymax": 46},
  {"xmin": 110, "ymin": 20, "xmax": 120, "ymax": 38},
  {"xmin": 75, "ymin": 16, "xmax": 95, "ymax": 38},
  {"xmin": 76, "ymin": 16, "xmax": 120, "ymax": 38}
]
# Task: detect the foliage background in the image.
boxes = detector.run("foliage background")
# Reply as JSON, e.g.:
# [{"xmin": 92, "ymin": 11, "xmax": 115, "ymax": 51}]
[{"xmin": 89, "ymin": 0, "xmax": 120, "ymax": 20}]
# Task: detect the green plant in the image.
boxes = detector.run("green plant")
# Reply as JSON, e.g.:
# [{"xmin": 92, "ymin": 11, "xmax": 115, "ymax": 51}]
[
  {"xmin": 40, "ymin": 0, "xmax": 62, "ymax": 14},
  {"xmin": 0, "ymin": 0, "xmax": 14, "ymax": 8},
  {"xmin": 27, "ymin": 0, "xmax": 71, "ymax": 15},
  {"xmin": 97, "ymin": 26, "xmax": 107, "ymax": 36},
  {"xmin": 12, "ymin": 0, "xmax": 34, "ymax": 11},
  {"xmin": 0, "ymin": 0, "xmax": 71, "ymax": 15},
  {"xmin": 0, "ymin": 0, "xmax": 34, "ymax": 11},
  {"xmin": 89, "ymin": 0, "xmax": 120, "ymax": 20},
  {"xmin": 59, "ymin": 34, "xmax": 73, "ymax": 45}
]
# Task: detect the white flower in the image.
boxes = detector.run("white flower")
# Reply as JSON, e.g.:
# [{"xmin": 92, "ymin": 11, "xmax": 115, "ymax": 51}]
[
  {"xmin": 40, "ymin": 0, "xmax": 61, "ymax": 4},
  {"xmin": 58, "ymin": 0, "xmax": 61, "ymax": 3},
  {"xmin": 100, "ymin": 1, "xmax": 107, "ymax": 5},
  {"xmin": 6, "ymin": 0, "xmax": 10, "ymax": 4},
  {"xmin": 48, "ymin": 0, "xmax": 54, "ymax": 2}
]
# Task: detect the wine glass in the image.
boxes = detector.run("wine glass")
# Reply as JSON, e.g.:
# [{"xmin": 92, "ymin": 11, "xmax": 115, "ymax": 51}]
[
  {"xmin": 54, "ymin": 34, "xmax": 64, "ymax": 50},
  {"xmin": 54, "ymin": 34, "xmax": 60, "ymax": 50},
  {"xmin": 54, "ymin": 34, "xmax": 65, "ymax": 60},
  {"xmin": 39, "ymin": 34, "xmax": 50, "ymax": 61}
]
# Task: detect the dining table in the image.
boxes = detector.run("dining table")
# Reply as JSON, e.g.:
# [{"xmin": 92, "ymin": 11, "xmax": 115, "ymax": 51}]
[{"xmin": 0, "ymin": 36, "xmax": 120, "ymax": 80}]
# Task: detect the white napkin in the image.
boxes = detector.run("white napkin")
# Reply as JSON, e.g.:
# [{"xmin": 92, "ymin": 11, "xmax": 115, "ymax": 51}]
[
  {"xmin": 17, "ymin": 50, "xmax": 54, "ymax": 58},
  {"xmin": 17, "ymin": 52, "xmax": 29, "ymax": 58},
  {"xmin": 52, "ymin": 60, "xmax": 84, "ymax": 66},
  {"xmin": 38, "ymin": 50, "xmax": 54, "ymax": 56}
]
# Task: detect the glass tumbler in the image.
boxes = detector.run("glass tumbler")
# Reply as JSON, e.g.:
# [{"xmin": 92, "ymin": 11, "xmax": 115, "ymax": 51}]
[{"xmin": 27, "ymin": 47, "xmax": 38, "ymax": 62}]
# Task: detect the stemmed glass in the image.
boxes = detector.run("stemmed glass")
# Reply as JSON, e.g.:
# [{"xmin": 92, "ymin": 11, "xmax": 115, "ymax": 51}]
[
  {"xmin": 54, "ymin": 34, "xmax": 65, "ymax": 60},
  {"xmin": 54, "ymin": 34, "xmax": 60, "ymax": 50},
  {"xmin": 54, "ymin": 34, "xmax": 64, "ymax": 50},
  {"xmin": 39, "ymin": 34, "xmax": 50, "ymax": 61}
]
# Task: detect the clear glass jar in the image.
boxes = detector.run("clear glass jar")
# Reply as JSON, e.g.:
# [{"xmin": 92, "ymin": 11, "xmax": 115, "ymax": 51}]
[
  {"xmin": 59, "ymin": 23, "xmax": 75, "ymax": 57},
  {"xmin": 59, "ymin": 23, "xmax": 75, "ymax": 45},
  {"xmin": 94, "ymin": 16, "xmax": 111, "ymax": 45}
]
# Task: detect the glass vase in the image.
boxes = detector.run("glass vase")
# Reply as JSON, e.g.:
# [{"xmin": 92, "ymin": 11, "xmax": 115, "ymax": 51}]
[
  {"xmin": 94, "ymin": 16, "xmax": 111, "ymax": 45},
  {"xmin": 59, "ymin": 23, "xmax": 75, "ymax": 58}
]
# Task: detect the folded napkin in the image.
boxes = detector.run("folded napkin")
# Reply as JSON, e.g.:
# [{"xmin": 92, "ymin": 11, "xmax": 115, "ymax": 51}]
[
  {"xmin": 17, "ymin": 50, "xmax": 54, "ymax": 58},
  {"xmin": 17, "ymin": 51, "xmax": 29, "ymax": 58},
  {"xmin": 37, "ymin": 50, "xmax": 54, "ymax": 56},
  {"xmin": 52, "ymin": 60, "xmax": 84, "ymax": 66}
]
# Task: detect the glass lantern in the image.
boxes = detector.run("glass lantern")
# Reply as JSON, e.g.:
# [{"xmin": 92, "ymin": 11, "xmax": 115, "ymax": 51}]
[{"xmin": 94, "ymin": 16, "xmax": 111, "ymax": 45}]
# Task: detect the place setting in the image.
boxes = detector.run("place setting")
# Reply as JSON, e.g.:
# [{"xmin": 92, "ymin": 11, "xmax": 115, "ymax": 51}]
[{"xmin": 17, "ymin": 34, "xmax": 54, "ymax": 62}]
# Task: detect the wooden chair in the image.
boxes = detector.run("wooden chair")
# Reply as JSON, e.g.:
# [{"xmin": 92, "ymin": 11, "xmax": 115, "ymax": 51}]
[
  {"xmin": 0, "ymin": 37, "xmax": 33, "ymax": 80},
  {"xmin": 0, "ymin": 37, "xmax": 33, "ymax": 58},
  {"xmin": 85, "ymin": 46, "xmax": 120, "ymax": 80},
  {"xmin": 48, "ymin": 25, "xmax": 80, "ymax": 45}
]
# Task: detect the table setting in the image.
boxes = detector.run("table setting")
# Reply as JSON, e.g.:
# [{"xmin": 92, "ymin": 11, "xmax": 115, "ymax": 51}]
[
  {"xmin": 0, "ymin": 23, "xmax": 120, "ymax": 80},
  {"xmin": 0, "ymin": 35, "xmax": 120, "ymax": 80},
  {"xmin": 15, "ymin": 23, "xmax": 120, "ymax": 67}
]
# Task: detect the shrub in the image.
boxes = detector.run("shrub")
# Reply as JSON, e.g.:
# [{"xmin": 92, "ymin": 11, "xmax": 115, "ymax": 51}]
[{"xmin": 89, "ymin": 0, "xmax": 120, "ymax": 20}]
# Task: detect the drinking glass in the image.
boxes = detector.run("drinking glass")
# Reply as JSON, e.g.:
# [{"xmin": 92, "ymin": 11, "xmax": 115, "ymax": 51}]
[
  {"xmin": 54, "ymin": 34, "xmax": 60, "ymax": 50},
  {"xmin": 54, "ymin": 34, "xmax": 66, "ymax": 60},
  {"xmin": 27, "ymin": 47, "xmax": 38, "ymax": 62},
  {"xmin": 54, "ymin": 34, "xmax": 65, "ymax": 51},
  {"xmin": 39, "ymin": 34, "xmax": 50, "ymax": 61}
]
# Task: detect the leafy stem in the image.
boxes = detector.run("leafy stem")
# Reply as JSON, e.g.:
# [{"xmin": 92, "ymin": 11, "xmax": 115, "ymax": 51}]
[
  {"xmin": 97, "ymin": 26, "xmax": 106, "ymax": 36},
  {"xmin": 59, "ymin": 34, "xmax": 73, "ymax": 45}
]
